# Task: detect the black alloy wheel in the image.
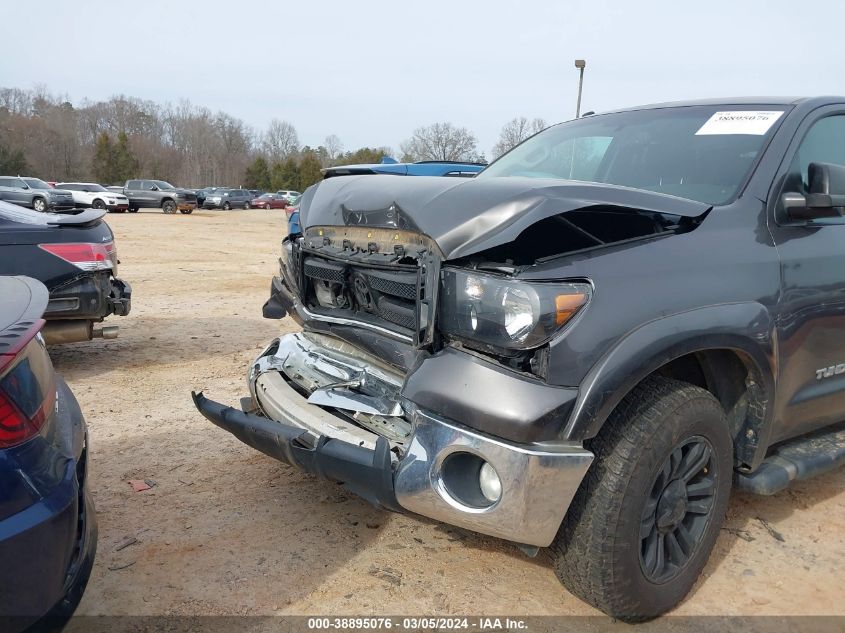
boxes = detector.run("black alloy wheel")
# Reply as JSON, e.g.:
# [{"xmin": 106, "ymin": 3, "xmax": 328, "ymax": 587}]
[{"xmin": 639, "ymin": 436, "xmax": 718, "ymax": 583}]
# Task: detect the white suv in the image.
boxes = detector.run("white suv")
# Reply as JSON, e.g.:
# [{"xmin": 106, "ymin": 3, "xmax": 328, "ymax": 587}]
[
  {"xmin": 57, "ymin": 182, "xmax": 130, "ymax": 212},
  {"xmin": 276, "ymin": 190, "xmax": 301, "ymax": 203}
]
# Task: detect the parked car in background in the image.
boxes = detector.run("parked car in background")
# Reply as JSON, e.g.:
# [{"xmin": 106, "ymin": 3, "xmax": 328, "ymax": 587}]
[
  {"xmin": 251, "ymin": 193, "xmax": 289, "ymax": 210},
  {"xmin": 248, "ymin": 189, "xmax": 264, "ymax": 198},
  {"xmin": 203, "ymin": 188, "xmax": 253, "ymax": 210},
  {"xmin": 0, "ymin": 276, "xmax": 97, "ymax": 631},
  {"xmin": 56, "ymin": 182, "xmax": 130, "ymax": 212},
  {"xmin": 0, "ymin": 201, "xmax": 131, "ymax": 344},
  {"xmin": 198, "ymin": 97, "xmax": 845, "ymax": 620},
  {"xmin": 194, "ymin": 187, "xmax": 218, "ymax": 207},
  {"xmin": 0, "ymin": 177, "xmax": 75, "ymax": 213},
  {"xmin": 120, "ymin": 179, "xmax": 197, "ymax": 214},
  {"xmin": 321, "ymin": 159, "xmax": 486, "ymax": 179},
  {"xmin": 275, "ymin": 189, "xmax": 301, "ymax": 203}
]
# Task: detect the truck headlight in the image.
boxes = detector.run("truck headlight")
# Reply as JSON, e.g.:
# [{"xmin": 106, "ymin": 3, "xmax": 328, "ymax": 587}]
[{"xmin": 439, "ymin": 267, "xmax": 591, "ymax": 350}]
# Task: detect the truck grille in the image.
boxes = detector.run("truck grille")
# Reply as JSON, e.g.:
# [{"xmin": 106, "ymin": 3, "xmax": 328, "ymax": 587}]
[{"xmin": 304, "ymin": 256, "xmax": 418, "ymax": 332}]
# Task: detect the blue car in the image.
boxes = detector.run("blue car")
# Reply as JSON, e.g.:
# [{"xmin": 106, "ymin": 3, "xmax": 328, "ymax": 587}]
[
  {"xmin": 0, "ymin": 276, "xmax": 97, "ymax": 632},
  {"xmin": 321, "ymin": 158, "xmax": 486, "ymax": 179},
  {"xmin": 287, "ymin": 159, "xmax": 486, "ymax": 235}
]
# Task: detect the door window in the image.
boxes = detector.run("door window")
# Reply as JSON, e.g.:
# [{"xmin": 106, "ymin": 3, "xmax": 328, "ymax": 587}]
[
  {"xmin": 778, "ymin": 114, "xmax": 845, "ymax": 223},
  {"xmin": 784, "ymin": 115, "xmax": 845, "ymax": 194}
]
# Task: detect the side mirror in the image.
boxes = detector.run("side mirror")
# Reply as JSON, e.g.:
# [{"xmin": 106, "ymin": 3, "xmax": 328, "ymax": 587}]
[
  {"xmin": 20, "ymin": 183, "xmax": 29, "ymax": 190},
  {"xmin": 782, "ymin": 162, "xmax": 845, "ymax": 221},
  {"xmin": 150, "ymin": 185, "xmax": 159, "ymax": 191}
]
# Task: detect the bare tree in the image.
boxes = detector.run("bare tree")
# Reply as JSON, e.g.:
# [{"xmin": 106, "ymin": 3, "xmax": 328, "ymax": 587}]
[
  {"xmin": 262, "ymin": 119, "xmax": 299, "ymax": 162},
  {"xmin": 492, "ymin": 117, "xmax": 546, "ymax": 158},
  {"xmin": 323, "ymin": 134, "xmax": 344, "ymax": 162},
  {"xmin": 400, "ymin": 122, "xmax": 478, "ymax": 162}
]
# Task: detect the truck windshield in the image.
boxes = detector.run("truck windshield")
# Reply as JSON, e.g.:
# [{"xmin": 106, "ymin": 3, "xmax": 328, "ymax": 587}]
[{"xmin": 479, "ymin": 105, "xmax": 789, "ymax": 205}]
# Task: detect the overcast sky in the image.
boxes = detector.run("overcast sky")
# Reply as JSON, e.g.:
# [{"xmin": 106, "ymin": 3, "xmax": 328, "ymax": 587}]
[{"xmin": 2, "ymin": 0, "xmax": 843, "ymax": 157}]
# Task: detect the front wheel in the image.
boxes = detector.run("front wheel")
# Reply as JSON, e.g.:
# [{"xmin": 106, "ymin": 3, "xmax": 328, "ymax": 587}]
[
  {"xmin": 92, "ymin": 199, "xmax": 106, "ymax": 210},
  {"xmin": 162, "ymin": 200, "xmax": 176, "ymax": 214},
  {"xmin": 180, "ymin": 209, "xmax": 193, "ymax": 214},
  {"xmin": 550, "ymin": 376, "xmax": 732, "ymax": 621},
  {"xmin": 244, "ymin": 201, "xmax": 251, "ymax": 209},
  {"xmin": 222, "ymin": 202, "xmax": 231, "ymax": 210},
  {"xmin": 128, "ymin": 207, "xmax": 139, "ymax": 213},
  {"xmin": 33, "ymin": 197, "xmax": 48, "ymax": 212}
]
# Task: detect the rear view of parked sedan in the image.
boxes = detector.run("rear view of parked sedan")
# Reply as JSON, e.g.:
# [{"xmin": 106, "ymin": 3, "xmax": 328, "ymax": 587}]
[
  {"xmin": 0, "ymin": 276, "xmax": 97, "ymax": 632},
  {"xmin": 252, "ymin": 193, "xmax": 289, "ymax": 209},
  {"xmin": 0, "ymin": 201, "xmax": 131, "ymax": 344},
  {"xmin": 56, "ymin": 182, "xmax": 130, "ymax": 212}
]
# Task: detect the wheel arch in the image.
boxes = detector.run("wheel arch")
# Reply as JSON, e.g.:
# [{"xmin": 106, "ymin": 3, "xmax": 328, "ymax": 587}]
[{"xmin": 564, "ymin": 302, "xmax": 776, "ymax": 470}]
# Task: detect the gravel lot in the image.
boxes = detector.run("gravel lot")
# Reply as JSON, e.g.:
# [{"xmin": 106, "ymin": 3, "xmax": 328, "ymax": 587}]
[{"xmin": 49, "ymin": 208, "xmax": 844, "ymax": 618}]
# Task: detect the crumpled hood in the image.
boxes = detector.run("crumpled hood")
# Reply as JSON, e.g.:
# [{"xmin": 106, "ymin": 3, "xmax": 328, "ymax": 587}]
[{"xmin": 299, "ymin": 175, "xmax": 711, "ymax": 260}]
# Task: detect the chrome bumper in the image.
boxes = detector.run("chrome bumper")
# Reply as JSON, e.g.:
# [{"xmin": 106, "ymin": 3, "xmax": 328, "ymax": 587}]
[{"xmin": 243, "ymin": 332, "xmax": 593, "ymax": 547}]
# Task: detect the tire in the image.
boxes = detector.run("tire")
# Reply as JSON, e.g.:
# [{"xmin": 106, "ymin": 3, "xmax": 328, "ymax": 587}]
[
  {"xmin": 129, "ymin": 207, "xmax": 139, "ymax": 213},
  {"xmin": 222, "ymin": 202, "xmax": 231, "ymax": 211},
  {"xmin": 180, "ymin": 209, "xmax": 193, "ymax": 214},
  {"xmin": 33, "ymin": 197, "xmax": 48, "ymax": 212},
  {"xmin": 92, "ymin": 199, "xmax": 106, "ymax": 210},
  {"xmin": 162, "ymin": 200, "xmax": 176, "ymax": 214},
  {"xmin": 244, "ymin": 200, "xmax": 251, "ymax": 209},
  {"xmin": 550, "ymin": 376, "xmax": 732, "ymax": 621}
]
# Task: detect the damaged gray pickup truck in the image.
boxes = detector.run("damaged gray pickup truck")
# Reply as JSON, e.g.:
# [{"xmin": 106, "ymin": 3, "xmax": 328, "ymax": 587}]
[{"xmin": 194, "ymin": 97, "xmax": 845, "ymax": 619}]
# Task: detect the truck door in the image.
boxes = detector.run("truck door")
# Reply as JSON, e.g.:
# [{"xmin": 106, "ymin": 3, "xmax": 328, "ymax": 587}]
[
  {"xmin": 770, "ymin": 108, "xmax": 845, "ymax": 443},
  {"xmin": 140, "ymin": 180, "xmax": 158, "ymax": 208}
]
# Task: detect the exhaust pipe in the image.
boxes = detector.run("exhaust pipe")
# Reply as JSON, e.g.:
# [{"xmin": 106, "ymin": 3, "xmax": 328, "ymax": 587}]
[
  {"xmin": 42, "ymin": 321, "xmax": 120, "ymax": 345},
  {"xmin": 95, "ymin": 325, "xmax": 119, "ymax": 340}
]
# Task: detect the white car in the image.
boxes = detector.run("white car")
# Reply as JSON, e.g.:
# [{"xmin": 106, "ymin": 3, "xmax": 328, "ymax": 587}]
[{"xmin": 56, "ymin": 182, "xmax": 130, "ymax": 212}]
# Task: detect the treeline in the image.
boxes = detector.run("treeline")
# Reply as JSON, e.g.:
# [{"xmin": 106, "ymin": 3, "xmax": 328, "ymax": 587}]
[
  {"xmin": 0, "ymin": 87, "xmax": 391, "ymax": 190},
  {"xmin": 0, "ymin": 85, "xmax": 548, "ymax": 189}
]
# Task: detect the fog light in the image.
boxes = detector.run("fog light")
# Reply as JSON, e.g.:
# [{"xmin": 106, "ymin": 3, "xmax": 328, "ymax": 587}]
[{"xmin": 479, "ymin": 462, "xmax": 502, "ymax": 503}]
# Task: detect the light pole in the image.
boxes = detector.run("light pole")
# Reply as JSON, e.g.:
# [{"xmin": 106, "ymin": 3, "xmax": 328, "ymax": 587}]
[{"xmin": 574, "ymin": 59, "xmax": 586, "ymax": 118}]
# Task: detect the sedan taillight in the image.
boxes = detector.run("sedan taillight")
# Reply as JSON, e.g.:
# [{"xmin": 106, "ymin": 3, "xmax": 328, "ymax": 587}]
[
  {"xmin": 39, "ymin": 242, "xmax": 116, "ymax": 272},
  {"xmin": 0, "ymin": 321, "xmax": 56, "ymax": 448}
]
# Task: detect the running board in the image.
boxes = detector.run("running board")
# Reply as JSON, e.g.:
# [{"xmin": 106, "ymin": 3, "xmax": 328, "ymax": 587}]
[{"xmin": 735, "ymin": 423, "xmax": 845, "ymax": 495}]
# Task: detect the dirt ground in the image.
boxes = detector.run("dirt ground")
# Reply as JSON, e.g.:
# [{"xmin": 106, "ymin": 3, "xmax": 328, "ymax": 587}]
[{"xmin": 48, "ymin": 208, "xmax": 844, "ymax": 618}]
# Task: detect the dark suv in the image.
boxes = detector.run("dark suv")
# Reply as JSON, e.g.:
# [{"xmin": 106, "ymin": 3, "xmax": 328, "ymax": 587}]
[
  {"xmin": 202, "ymin": 188, "xmax": 253, "ymax": 210},
  {"xmin": 195, "ymin": 98, "xmax": 845, "ymax": 620},
  {"xmin": 0, "ymin": 177, "xmax": 75, "ymax": 212}
]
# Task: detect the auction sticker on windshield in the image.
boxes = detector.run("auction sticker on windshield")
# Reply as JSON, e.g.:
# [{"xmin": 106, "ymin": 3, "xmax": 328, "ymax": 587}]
[{"xmin": 695, "ymin": 110, "xmax": 784, "ymax": 135}]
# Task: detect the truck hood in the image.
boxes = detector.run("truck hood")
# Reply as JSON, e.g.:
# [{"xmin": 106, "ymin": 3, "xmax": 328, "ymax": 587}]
[{"xmin": 299, "ymin": 175, "xmax": 711, "ymax": 260}]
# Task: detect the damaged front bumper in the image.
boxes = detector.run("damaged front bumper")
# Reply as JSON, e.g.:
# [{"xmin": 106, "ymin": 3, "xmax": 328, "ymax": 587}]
[{"xmin": 193, "ymin": 332, "xmax": 593, "ymax": 547}]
